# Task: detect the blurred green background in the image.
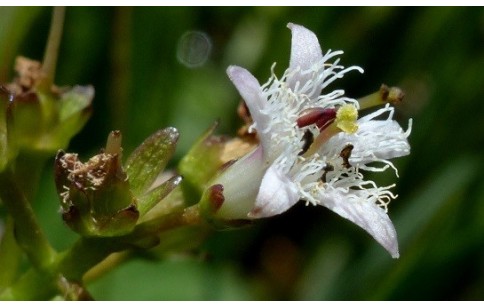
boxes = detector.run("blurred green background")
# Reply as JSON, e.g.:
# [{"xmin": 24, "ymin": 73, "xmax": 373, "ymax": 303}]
[{"xmin": 1, "ymin": 7, "xmax": 483, "ymax": 300}]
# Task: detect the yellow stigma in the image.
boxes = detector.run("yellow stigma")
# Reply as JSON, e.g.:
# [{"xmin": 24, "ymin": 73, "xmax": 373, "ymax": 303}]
[{"xmin": 336, "ymin": 104, "xmax": 358, "ymax": 134}]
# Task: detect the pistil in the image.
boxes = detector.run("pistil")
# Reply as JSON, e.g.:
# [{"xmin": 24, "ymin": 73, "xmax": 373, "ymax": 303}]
[{"xmin": 358, "ymin": 84, "xmax": 404, "ymax": 110}]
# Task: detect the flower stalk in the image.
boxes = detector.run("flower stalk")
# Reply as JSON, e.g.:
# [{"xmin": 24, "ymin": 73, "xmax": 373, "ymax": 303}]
[
  {"xmin": 0, "ymin": 217, "xmax": 23, "ymax": 291},
  {"xmin": 0, "ymin": 167, "xmax": 56, "ymax": 270},
  {"xmin": 38, "ymin": 6, "xmax": 65, "ymax": 92}
]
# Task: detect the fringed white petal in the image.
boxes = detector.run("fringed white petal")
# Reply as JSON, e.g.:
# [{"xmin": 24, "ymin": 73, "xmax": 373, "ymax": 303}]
[
  {"xmin": 287, "ymin": 23, "xmax": 323, "ymax": 99},
  {"xmin": 324, "ymin": 117, "xmax": 411, "ymax": 165},
  {"xmin": 249, "ymin": 165, "xmax": 300, "ymax": 218},
  {"xmin": 226, "ymin": 66, "xmax": 272, "ymax": 150},
  {"xmin": 319, "ymin": 188, "xmax": 400, "ymax": 258},
  {"xmin": 352, "ymin": 120, "xmax": 411, "ymax": 164}
]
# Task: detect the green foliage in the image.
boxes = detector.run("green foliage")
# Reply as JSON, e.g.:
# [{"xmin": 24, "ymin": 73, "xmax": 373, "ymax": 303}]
[{"xmin": 0, "ymin": 7, "xmax": 483, "ymax": 300}]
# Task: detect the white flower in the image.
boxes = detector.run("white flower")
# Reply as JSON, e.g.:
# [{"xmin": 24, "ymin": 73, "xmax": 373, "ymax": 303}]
[{"xmin": 211, "ymin": 23, "xmax": 412, "ymax": 258}]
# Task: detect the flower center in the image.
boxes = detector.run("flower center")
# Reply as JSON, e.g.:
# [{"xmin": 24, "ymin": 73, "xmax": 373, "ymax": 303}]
[{"xmin": 296, "ymin": 104, "xmax": 358, "ymax": 157}]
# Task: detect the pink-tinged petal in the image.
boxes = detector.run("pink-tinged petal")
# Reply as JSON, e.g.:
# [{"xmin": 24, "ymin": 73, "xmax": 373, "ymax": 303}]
[
  {"xmin": 214, "ymin": 147, "xmax": 266, "ymax": 220},
  {"xmin": 249, "ymin": 166, "xmax": 300, "ymax": 218},
  {"xmin": 287, "ymin": 23, "xmax": 323, "ymax": 95},
  {"xmin": 319, "ymin": 188, "xmax": 400, "ymax": 258},
  {"xmin": 226, "ymin": 65, "xmax": 271, "ymax": 149}
]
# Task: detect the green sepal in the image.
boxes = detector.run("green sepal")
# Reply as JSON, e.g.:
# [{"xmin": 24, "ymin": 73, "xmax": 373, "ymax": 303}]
[
  {"xmin": 137, "ymin": 175, "xmax": 182, "ymax": 216},
  {"xmin": 0, "ymin": 84, "xmax": 93, "ymax": 156},
  {"xmin": 125, "ymin": 127, "xmax": 179, "ymax": 196},
  {"xmin": 47, "ymin": 86, "xmax": 93, "ymax": 150},
  {"xmin": 178, "ymin": 122, "xmax": 226, "ymax": 205}
]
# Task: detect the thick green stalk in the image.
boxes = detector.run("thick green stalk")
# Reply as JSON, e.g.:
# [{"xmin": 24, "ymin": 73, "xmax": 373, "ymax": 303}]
[
  {"xmin": 0, "ymin": 237, "xmax": 125, "ymax": 300},
  {"xmin": 0, "ymin": 205, "xmax": 200, "ymax": 300},
  {"xmin": 83, "ymin": 251, "xmax": 131, "ymax": 284},
  {"xmin": 0, "ymin": 267, "xmax": 56, "ymax": 300},
  {"xmin": 13, "ymin": 151, "xmax": 50, "ymax": 202},
  {"xmin": 56, "ymin": 238, "xmax": 126, "ymax": 282},
  {"xmin": 0, "ymin": 167, "xmax": 56, "ymax": 270},
  {"xmin": 0, "ymin": 217, "xmax": 22, "ymax": 291}
]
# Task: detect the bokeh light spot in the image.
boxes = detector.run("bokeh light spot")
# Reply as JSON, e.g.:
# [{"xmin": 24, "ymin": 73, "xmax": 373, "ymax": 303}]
[{"xmin": 176, "ymin": 31, "xmax": 212, "ymax": 68}]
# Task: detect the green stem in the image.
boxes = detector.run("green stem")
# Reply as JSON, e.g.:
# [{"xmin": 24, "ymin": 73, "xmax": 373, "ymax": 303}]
[
  {"xmin": 0, "ymin": 267, "xmax": 56, "ymax": 300},
  {"xmin": 0, "ymin": 205, "xmax": 201, "ymax": 299},
  {"xmin": 0, "ymin": 167, "xmax": 56, "ymax": 270},
  {"xmin": 13, "ymin": 151, "xmax": 50, "ymax": 202},
  {"xmin": 57, "ymin": 237, "xmax": 126, "ymax": 282},
  {"xmin": 83, "ymin": 251, "xmax": 131, "ymax": 283},
  {"xmin": 0, "ymin": 216, "xmax": 23, "ymax": 291},
  {"xmin": 38, "ymin": 6, "xmax": 65, "ymax": 91},
  {"xmin": 0, "ymin": 237, "xmax": 126, "ymax": 300},
  {"xmin": 126, "ymin": 205, "xmax": 201, "ymax": 241},
  {"xmin": 109, "ymin": 7, "xmax": 132, "ymax": 131}
]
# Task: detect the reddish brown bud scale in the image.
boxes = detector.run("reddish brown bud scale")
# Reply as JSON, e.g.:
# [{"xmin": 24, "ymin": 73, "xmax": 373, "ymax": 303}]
[{"xmin": 208, "ymin": 184, "xmax": 225, "ymax": 212}]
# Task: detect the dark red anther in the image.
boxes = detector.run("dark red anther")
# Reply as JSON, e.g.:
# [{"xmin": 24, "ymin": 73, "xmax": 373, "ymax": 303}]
[{"xmin": 297, "ymin": 108, "xmax": 336, "ymax": 131}]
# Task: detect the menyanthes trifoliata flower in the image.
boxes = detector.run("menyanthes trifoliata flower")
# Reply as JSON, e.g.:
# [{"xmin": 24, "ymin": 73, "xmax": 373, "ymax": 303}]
[{"xmin": 201, "ymin": 23, "xmax": 412, "ymax": 258}]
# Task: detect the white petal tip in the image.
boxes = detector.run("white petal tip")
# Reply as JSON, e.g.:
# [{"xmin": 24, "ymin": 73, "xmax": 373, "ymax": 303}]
[{"xmin": 226, "ymin": 65, "xmax": 243, "ymax": 77}]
